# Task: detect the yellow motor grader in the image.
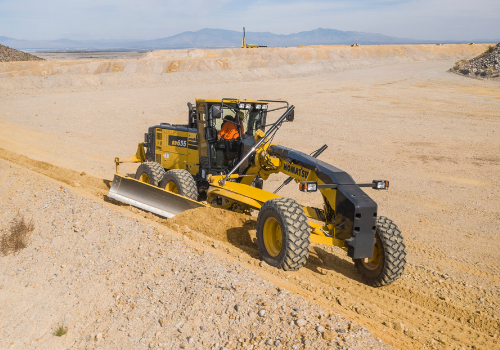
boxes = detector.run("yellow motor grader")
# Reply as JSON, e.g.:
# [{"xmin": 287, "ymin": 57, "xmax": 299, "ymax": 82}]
[
  {"xmin": 109, "ymin": 98, "xmax": 406, "ymax": 286},
  {"xmin": 241, "ymin": 27, "xmax": 267, "ymax": 48}
]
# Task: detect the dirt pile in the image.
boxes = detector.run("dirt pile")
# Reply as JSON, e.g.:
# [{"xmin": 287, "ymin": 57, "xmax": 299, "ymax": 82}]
[
  {"xmin": 451, "ymin": 43, "xmax": 500, "ymax": 79},
  {"xmin": 166, "ymin": 207, "xmax": 257, "ymax": 248},
  {"xmin": 0, "ymin": 44, "xmax": 44, "ymax": 62}
]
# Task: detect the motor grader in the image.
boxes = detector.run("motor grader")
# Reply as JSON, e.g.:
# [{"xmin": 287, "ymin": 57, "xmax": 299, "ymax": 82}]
[{"xmin": 109, "ymin": 98, "xmax": 406, "ymax": 287}]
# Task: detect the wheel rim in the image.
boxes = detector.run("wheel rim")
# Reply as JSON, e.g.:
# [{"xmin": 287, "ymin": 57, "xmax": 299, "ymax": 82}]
[
  {"xmin": 139, "ymin": 173, "xmax": 150, "ymax": 184},
  {"xmin": 362, "ymin": 240, "xmax": 381, "ymax": 271},
  {"xmin": 263, "ymin": 217, "xmax": 282, "ymax": 257},
  {"xmin": 165, "ymin": 181, "xmax": 178, "ymax": 194}
]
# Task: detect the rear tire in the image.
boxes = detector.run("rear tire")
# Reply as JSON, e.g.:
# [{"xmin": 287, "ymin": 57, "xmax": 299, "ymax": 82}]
[
  {"xmin": 135, "ymin": 162, "xmax": 165, "ymax": 187},
  {"xmin": 159, "ymin": 169, "xmax": 198, "ymax": 200},
  {"xmin": 256, "ymin": 197, "xmax": 310, "ymax": 271},
  {"xmin": 354, "ymin": 216, "xmax": 406, "ymax": 287}
]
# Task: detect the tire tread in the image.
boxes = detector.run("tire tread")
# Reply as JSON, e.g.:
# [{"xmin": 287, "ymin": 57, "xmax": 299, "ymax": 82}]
[
  {"xmin": 257, "ymin": 197, "xmax": 310, "ymax": 271},
  {"xmin": 355, "ymin": 216, "xmax": 406, "ymax": 287},
  {"xmin": 160, "ymin": 169, "xmax": 198, "ymax": 200},
  {"xmin": 135, "ymin": 162, "xmax": 165, "ymax": 186}
]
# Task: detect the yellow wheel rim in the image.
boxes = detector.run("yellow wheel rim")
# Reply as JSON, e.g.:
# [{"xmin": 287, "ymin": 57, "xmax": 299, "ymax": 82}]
[
  {"xmin": 263, "ymin": 217, "xmax": 282, "ymax": 257},
  {"xmin": 139, "ymin": 173, "xmax": 150, "ymax": 184},
  {"xmin": 362, "ymin": 240, "xmax": 381, "ymax": 271},
  {"xmin": 165, "ymin": 181, "xmax": 178, "ymax": 194}
]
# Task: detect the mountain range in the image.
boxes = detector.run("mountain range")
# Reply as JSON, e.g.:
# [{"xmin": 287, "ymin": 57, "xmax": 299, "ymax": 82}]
[{"xmin": 0, "ymin": 28, "xmax": 485, "ymax": 52}]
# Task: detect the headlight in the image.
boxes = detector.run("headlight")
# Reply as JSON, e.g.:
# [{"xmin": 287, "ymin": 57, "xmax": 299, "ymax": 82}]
[
  {"xmin": 255, "ymin": 104, "xmax": 261, "ymax": 109},
  {"xmin": 239, "ymin": 103, "xmax": 245, "ymax": 109},
  {"xmin": 372, "ymin": 180, "xmax": 389, "ymax": 190},
  {"xmin": 299, "ymin": 181, "xmax": 317, "ymax": 192},
  {"xmin": 262, "ymin": 104, "xmax": 268, "ymax": 110},
  {"xmin": 245, "ymin": 104, "xmax": 251, "ymax": 109}
]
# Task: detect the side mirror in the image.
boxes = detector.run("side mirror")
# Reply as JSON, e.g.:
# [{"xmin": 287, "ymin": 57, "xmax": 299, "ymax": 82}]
[
  {"xmin": 210, "ymin": 105, "xmax": 222, "ymax": 119},
  {"xmin": 187, "ymin": 102, "xmax": 196, "ymax": 127},
  {"xmin": 286, "ymin": 110, "xmax": 294, "ymax": 122},
  {"xmin": 204, "ymin": 126, "xmax": 218, "ymax": 142}
]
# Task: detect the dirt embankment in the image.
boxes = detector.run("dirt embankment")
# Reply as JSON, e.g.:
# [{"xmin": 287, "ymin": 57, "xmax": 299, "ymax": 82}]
[
  {"xmin": 1, "ymin": 148, "xmax": 499, "ymax": 350},
  {"xmin": 0, "ymin": 44, "xmax": 491, "ymax": 93},
  {"xmin": 0, "ymin": 44, "xmax": 44, "ymax": 62}
]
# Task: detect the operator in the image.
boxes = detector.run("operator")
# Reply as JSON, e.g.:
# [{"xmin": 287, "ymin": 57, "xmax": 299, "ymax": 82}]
[{"xmin": 218, "ymin": 115, "xmax": 244, "ymax": 141}]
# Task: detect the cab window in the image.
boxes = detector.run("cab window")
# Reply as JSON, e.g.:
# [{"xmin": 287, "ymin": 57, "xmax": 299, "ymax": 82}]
[{"xmin": 243, "ymin": 110, "xmax": 265, "ymax": 138}]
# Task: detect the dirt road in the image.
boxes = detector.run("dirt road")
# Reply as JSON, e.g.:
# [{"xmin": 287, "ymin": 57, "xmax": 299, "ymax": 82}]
[{"xmin": 1, "ymin": 44, "xmax": 499, "ymax": 349}]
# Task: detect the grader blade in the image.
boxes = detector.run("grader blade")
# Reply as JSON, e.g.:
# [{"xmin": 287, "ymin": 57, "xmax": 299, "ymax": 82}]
[{"xmin": 108, "ymin": 174, "xmax": 205, "ymax": 218}]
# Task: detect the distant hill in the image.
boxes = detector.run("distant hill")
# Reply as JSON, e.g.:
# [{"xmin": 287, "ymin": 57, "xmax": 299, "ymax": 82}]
[
  {"xmin": 0, "ymin": 44, "xmax": 44, "ymax": 62},
  {"xmin": 141, "ymin": 28, "xmax": 422, "ymax": 49},
  {"xmin": 1, "ymin": 28, "xmax": 494, "ymax": 52}
]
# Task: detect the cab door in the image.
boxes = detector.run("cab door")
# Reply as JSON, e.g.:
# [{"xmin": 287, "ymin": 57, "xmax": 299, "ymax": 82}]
[
  {"xmin": 196, "ymin": 102, "xmax": 208, "ymax": 178},
  {"xmin": 187, "ymin": 130, "xmax": 199, "ymax": 175}
]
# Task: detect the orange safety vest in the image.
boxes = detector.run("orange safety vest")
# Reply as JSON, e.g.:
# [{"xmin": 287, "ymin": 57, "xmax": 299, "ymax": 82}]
[{"xmin": 218, "ymin": 121, "xmax": 244, "ymax": 140}]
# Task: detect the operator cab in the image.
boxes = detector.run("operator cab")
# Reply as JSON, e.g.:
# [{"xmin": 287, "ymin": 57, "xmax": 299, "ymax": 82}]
[{"xmin": 195, "ymin": 98, "xmax": 268, "ymax": 176}]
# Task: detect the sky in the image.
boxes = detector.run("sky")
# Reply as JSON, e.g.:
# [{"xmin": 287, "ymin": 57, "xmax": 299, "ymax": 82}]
[{"xmin": 0, "ymin": 0, "xmax": 499, "ymax": 42}]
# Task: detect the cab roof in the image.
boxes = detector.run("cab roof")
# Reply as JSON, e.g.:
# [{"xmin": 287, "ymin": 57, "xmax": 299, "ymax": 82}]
[{"xmin": 196, "ymin": 98, "xmax": 268, "ymax": 104}]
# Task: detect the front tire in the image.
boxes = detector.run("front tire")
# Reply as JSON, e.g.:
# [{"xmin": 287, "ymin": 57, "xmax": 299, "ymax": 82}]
[
  {"xmin": 135, "ymin": 162, "xmax": 165, "ymax": 187},
  {"xmin": 159, "ymin": 169, "xmax": 198, "ymax": 200},
  {"xmin": 256, "ymin": 197, "xmax": 310, "ymax": 271},
  {"xmin": 354, "ymin": 216, "xmax": 406, "ymax": 287}
]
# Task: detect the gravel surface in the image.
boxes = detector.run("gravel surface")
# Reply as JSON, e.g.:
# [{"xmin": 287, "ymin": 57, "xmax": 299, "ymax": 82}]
[
  {"xmin": 0, "ymin": 159, "xmax": 389, "ymax": 349},
  {"xmin": 451, "ymin": 42, "xmax": 500, "ymax": 79}
]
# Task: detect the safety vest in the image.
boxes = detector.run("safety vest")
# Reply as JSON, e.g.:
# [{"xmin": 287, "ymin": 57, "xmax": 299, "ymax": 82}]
[{"xmin": 218, "ymin": 122, "xmax": 244, "ymax": 140}]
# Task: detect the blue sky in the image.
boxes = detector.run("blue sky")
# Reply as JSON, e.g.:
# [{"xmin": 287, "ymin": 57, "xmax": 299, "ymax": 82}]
[{"xmin": 0, "ymin": 0, "xmax": 498, "ymax": 41}]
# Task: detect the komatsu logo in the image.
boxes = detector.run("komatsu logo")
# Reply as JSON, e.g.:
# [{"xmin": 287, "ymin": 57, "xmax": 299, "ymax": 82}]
[{"xmin": 283, "ymin": 163, "xmax": 309, "ymax": 179}]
